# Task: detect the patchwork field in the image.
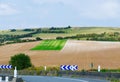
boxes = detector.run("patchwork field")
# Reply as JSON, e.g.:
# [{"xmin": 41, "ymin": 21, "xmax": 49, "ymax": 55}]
[
  {"xmin": 0, "ymin": 40, "xmax": 120, "ymax": 70},
  {"xmin": 31, "ymin": 40, "xmax": 67, "ymax": 50}
]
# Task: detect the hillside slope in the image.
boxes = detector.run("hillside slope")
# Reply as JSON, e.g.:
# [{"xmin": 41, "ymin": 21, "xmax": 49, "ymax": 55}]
[{"xmin": 0, "ymin": 40, "xmax": 120, "ymax": 70}]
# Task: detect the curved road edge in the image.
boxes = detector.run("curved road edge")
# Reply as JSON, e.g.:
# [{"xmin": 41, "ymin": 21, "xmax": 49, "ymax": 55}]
[{"xmin": 20, "ymin": 76, "xmax": 110, "ymax": 82}]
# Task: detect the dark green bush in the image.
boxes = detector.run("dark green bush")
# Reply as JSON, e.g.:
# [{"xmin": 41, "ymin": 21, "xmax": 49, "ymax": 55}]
[{"xmin": 9, "ymin": 53, "xmax": 32, "ymax": 70}]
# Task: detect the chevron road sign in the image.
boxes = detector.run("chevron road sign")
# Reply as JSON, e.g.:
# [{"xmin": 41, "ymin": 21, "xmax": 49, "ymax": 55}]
[
  {"xmin": 60, "ymin": 65, "xmax": 78, "ymax": 71},
  {"xmin": 0, "ymin": 65, "xmax": 12, "ymax": 69}
]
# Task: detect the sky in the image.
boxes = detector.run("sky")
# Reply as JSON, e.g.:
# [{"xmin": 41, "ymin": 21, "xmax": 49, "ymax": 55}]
[{"xmin": 0, "ymin": 0, "xmax": 120, "ymax": 30}]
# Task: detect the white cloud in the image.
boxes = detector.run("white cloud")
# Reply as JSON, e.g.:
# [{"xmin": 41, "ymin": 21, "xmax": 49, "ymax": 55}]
[
  {"xmin": 101, "ymin": 1, "xmax": 120, "ymax": 17},
  {"xmin": 0, "ymin": 3, "xmax": 18, "ymax": 15},
  {"xmin": 32, "ymin": 0, "xmax": 75, "ymax": 5},
  {"xmin": 32, "ymin": 0, "xmax": 120, "ymax": 20},
  {"xmin": 79, "ymin": 0, "xmax": 120, "ymax": 20},
  {"xmin": 32, "ymin": 0, "xmax": 65, "ymax": 3}
]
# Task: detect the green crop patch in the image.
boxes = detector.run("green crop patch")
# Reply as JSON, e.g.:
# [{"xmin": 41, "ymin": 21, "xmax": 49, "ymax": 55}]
[{"xmin": 31, "ymin": 39, "xmax": 67, "ymax": 50}]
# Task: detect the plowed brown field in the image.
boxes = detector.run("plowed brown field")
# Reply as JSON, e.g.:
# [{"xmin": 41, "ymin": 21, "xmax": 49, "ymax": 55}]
[{"xmin": 0, "ymin": 40, "xmax": 120, "ymax": 70}]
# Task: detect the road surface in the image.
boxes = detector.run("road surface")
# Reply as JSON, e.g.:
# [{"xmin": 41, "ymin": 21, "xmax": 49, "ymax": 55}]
[{"xmin": 21, "ymin": 76, "xmax": 109, "ymax": 82}]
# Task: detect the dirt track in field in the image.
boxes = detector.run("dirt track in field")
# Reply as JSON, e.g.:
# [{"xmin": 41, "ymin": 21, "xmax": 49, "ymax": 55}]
[{"xmin": 0, "ymin": 40, "xmax": 120, "ymax": 70}]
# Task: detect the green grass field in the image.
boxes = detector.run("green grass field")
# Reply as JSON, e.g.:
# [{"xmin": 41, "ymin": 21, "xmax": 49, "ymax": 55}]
[
  {"xmin": 0, "ymin": 30, "xmax": 32, "ymax": 35},
  {"xmin": 31, "ymin": 39, "xmax": 67, "ymax": 50}
]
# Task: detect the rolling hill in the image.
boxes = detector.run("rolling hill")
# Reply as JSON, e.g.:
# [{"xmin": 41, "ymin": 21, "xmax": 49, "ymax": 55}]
[
  {"xmin": 0, "ymin": 27, "xmax": 120, "ymax": 70},
  {"xmin": 1, "ymin": 27, "xmax": 120, "ymax": 39}
]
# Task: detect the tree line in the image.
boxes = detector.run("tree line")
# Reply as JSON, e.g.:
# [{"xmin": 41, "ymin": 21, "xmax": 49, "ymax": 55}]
[
  {"xmin": 56, "ymin": 32, "xmax": 120, "ymax": 41},
  {"xmin": 49, "ymin": 26, "xmax": 71, "ymax": 30},
  {"xmin": 10, "ymin": 27, "xmax": 70, "ymax": 33},
  {"xmin": 0, "ymin": 31, "xmax": 42, "ymax": 46},
  {"xmin": 0, "ymin": 27, "xmax": 72, "ymax": 45}
]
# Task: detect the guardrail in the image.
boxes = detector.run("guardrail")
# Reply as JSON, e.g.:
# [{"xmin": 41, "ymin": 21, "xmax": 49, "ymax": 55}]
[
  {"xmin": 1, "ymin": 69, "xmax": 120, "ymax": 79},
  {"xmin": 58, "ymin": 71, "xmax": 120, "ymax": 79},
  {"xmin": 0, "ymin": 76, "xmax": 13, "ymax": 82},
  {"xmin": 0, "ymin": 67, "xmax": 23, "ymax": 82},
  {"xmin": 0, "ymin": 75, "xmax": 23, "ymax": 82}
]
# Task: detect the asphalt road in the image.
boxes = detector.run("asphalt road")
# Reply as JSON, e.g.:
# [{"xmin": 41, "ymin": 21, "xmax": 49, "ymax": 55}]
[{"xmin": 21, "ymin": 76, "xmax": 110, "ymax": 82}]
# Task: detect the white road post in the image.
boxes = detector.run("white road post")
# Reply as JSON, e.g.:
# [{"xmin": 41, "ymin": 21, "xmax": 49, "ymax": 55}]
[
  {"xmin": 14, "ymin": 66, "xmax": 17, "ymax": 78},
  {"xmin": 98, "ymin": 65, "xmax": 101, "ymax": 72},
  {"xmin": 5, "ymin": 76, "xmax": 8, "ymax": 82},
  {"xmin": 0, "ymin": 77, "xmax": 2, "ymax": 82},
  {"xmin": 44, "ymin": 66, "xmax": 46, "ymax": 71}
]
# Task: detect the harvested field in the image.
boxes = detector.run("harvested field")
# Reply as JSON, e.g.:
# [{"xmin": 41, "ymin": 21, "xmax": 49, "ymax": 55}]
[{"xmin": 0, "ymin": 40, "xmax": 120, "ymax": 70}]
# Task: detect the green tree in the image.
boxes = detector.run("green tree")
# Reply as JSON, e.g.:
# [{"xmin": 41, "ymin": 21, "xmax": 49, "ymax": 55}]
[
  {"xmin": 36, "ymin": 37, "xmax": 42, "ymax": 41},
  {"xmin": 56, "ymin": 36, "xmax": 64, "ymax": 40},
  {"xmin": 67, "ymin": 25, "xmax": 71, "ymax": 28},
  {"xmin": 9, "ymin": 53, "xmax": 32, "ymax": 70},
  {"xmin": 10, "ymin": 29, "xmax": 16, "ymax": 32}
]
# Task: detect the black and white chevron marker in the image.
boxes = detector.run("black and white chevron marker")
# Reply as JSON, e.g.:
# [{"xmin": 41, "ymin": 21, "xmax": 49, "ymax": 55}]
[
  {"xmin": 60, "ymin": 65, "xmax": 78, "ymax": 71},
  {"xmin": 0, "ymin": 65, "xmax": 12, "ymax": 69}
]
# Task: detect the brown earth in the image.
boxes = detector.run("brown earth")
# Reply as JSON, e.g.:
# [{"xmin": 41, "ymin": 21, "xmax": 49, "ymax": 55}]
[{"xmin": 0, "ymin": 40, "xmax": 120, "ymax": 70}]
